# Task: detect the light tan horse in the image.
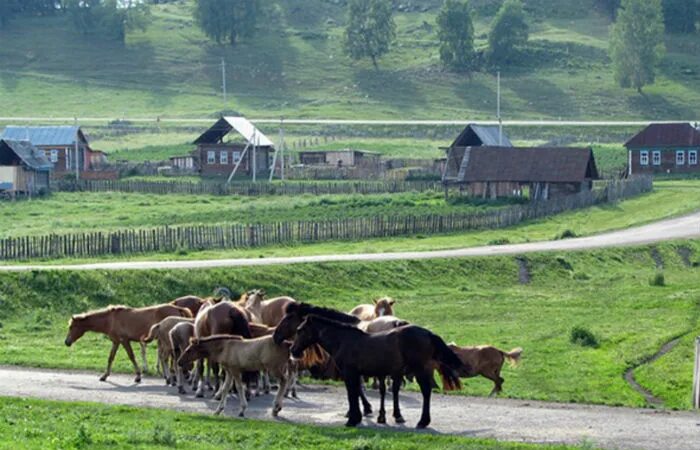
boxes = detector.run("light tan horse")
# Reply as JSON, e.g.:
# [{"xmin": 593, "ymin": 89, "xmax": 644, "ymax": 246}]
[
  {"xmin": 236, "ymin": 290, "xmax": 265, "ymax": 324},
  {"xmin": 65, "ymin": 304, "xmax": 192, "ymax": 382},
  {"xmin": 448, "ymin": 344, "xmax": 522, "ymax": 396},
  {"xmin": 144, "ymin": 316, "xmax": 194, "ymax": 385},
  {"xmin": 359, "ymin": 315, "xmax": 409, "ymax": 333},
  {"xmin": 169, "ymin": 321, "xmax": 196, "ymax": 394},
  {"xmin": 238, "ymin": 290, "xmax": 297, "ymax": 327},
  {"xmin": 349, "ymin": 297, "xmax": 396, "ymax": 321},
  {"xmin": 178, "ymin": 335, "xmax": 291, "ymax": 418}
]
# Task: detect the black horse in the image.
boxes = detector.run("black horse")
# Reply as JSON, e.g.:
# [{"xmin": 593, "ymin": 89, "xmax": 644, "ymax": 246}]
[
  {"xmin": 272, "ymin": 302, "xmax": 376, "ymax": 416},
  {"xmin": 289, "ymin": 314, "xmax": 464, "ymax": 429}
]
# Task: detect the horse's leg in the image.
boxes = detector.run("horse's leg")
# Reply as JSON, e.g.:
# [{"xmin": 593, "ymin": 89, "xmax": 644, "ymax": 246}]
[
  {"xmin": 140, "ymin": 340, "xmax": 148, "ymax": 374},
  {"xmin": 122, "ymin": 341, "xmax": 142, "ymax": 383},
  {"xmin": 416, "ymin": 372, "xmax": 433, "ymax": 429},
  {"xmin": 377, "ymin": 376, "xmax": 387, "ymax": 424},
  {"xmin": 344, "ymin": 373, "xmax": 363, "ymax": 427},
  {"xmin": 391, "ymin": 375, "xmax": 405, "ymax": 424},
  {"xmin": 204, "ymin": 359, "xmax": 212, "ymax": 390},
  {"xmin": 234, "ymin": 373, "xmax": 248, "ymax": 417},
  {"xmin": 161, "ymin": 348, "xmax": 171, "ymax": 386},
  {"xmin": 174, "ymin": 349, "xmax": 186, "ymax": 394},
  {"xmin": 359, "ymin": 381, "xmax": 373, "ymax": 416},
  {"xmin": 215, "ymin": 369, "xmax": 233, "ymax": 415},
  {"xmin": 194, "ymin": 359, "xmax": 206, "ymax": 398},
  {"xmin": 213, "ymin": 362, "xmax": 221, "ymax": 393},
  {"xmin": 263, "ymin": 370, "xmax": 271, "ymax": 395},
  {"xmin": 272, "ymin": 369, "xmax": 287, "ymax": 417},
  {"xmin": 285, "ymin": 361, "xmax": 298, "ymax": 399},
  {"xmin": 99, "ymin": 340, "xmax": 120, "ymax": 382}
]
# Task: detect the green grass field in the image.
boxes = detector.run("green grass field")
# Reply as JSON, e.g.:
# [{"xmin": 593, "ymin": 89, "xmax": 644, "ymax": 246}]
[
  {"xmin": 1, "ymin": 242, "xmax": 699, "ymax": 410},
  {"xmin": 0, "ymin": 397, "xmax": 588, "ymax": 450},
  {"xmin": 0, "ymin": 1, "xmax": 698, "ymax": 121}
]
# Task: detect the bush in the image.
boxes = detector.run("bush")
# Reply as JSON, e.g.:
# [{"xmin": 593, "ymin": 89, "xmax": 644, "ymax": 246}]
[
  {"xmin": 570, "ymin": 326, "xmax": 599, "ymax": 348},
  {"xmin": 649, "ymin": 272, "xmax": 666, "ymax": 286},
  {"xmin": 488, "ymin": 238, "xmax": 510, "ymax": 245},
  {"xmin": 556, "ymin": 229, "xmax": 578, "ymax": 240}
]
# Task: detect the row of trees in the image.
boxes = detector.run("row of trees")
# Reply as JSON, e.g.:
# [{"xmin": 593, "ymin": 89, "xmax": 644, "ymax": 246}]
[{"xmin": 598, "ymin": 0, "xmax": 698, "ymax": 34}]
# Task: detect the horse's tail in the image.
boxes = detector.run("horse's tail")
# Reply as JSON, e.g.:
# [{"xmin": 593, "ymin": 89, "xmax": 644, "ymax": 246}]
[
  {"xmin": 501, "ymin": 347, "xmax": 523, "ymax": 367},
  {"xmin": 143, "ymin": 323, "xmax": 160, "ymax": 343},
  {"xmin": 429, "ymin": 332, "xmax": 463, "ymax": 392}
]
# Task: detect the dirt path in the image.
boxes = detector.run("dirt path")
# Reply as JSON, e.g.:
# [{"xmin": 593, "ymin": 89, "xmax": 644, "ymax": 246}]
[
  {"xmin": 624, "ymin": 337, "xmax": 684, "ymax": 406},
  {"xmin": 1, "ymin": 210, "xmax": 699, "ymax": 272},
  {"xmin": 1, "ymin": 367, "xmax": 698, "ymax": 450}
]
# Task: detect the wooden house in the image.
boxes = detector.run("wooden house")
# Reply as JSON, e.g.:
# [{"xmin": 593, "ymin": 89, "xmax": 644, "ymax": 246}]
[
  {"xmin": 447, "ymin": 124, "xmax": 514, "ymax": 149},
  {"xmin": 298, "ymin": 149, "xmax": 381, "ymax": 168},
  {"xmin": 0, "ymin": 139, "xmax": 52, "ymax": 194},
  {"xmin": 625, "ymin": 123, "xmax": 700, "ymax": 176},
  {"xmin": 193, "ymin": 117, "xmax": 274, "ymax": 179},
  {"xmin": 1, "ymin": 126, "xmax": 92, "ymax": 177},
  {"xmin": 443, "ymin": 146, "xmax": 599, "ymax": 201}
]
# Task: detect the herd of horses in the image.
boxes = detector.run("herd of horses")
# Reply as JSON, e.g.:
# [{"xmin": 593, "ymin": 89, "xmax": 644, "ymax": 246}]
[{"xmin": 65, "ymin": 290, "xmax": 522, "ymax": 429}]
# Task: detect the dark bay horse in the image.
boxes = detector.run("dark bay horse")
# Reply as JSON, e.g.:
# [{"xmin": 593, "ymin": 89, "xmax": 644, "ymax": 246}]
[{"xmin": 289, "ymin": 315, "xmax": 464, "ymax": 428}]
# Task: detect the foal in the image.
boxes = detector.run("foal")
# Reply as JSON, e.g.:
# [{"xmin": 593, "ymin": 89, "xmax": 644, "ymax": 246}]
[
  {"xmin": 169, "ymin": 321, "xmax": 195, "ymax": 394},
  {"xmin": 144, "ymin": 316, "xmax": 194, "ymax": 385},
  {"xmin": 179, "ymin": 335, "xmax": 291, "ymax": 418},
  {"xmin": 65, "ymin": 304, "xmax": 192, "ymax": 382},
  {"xmin": 290, "ymin": 315, "xmax": 463, "ymax": 429},
  {"xmin": 448, "ymin": 343, "xmax": 522, "ymax": 396}
]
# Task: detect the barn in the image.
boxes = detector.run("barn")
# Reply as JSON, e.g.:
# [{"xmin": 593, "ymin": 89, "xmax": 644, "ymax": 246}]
[
  {"xmin": 0, "ymin": 139, "xmax": 52, "ymax": 195},
  {"xmin": 443, "ymin": 146, "xmax": 599, "ymax": 201},
  {"xmin": 625, "ymin": 123, "xmax": 700, "ymax": 176},
  {"xmin": 1, "ymin": 126, "xmax": 92, "ymax": 177},
  {"xmin": 193, "ymin": 117, "xmax": 274, "ymax": 179}
]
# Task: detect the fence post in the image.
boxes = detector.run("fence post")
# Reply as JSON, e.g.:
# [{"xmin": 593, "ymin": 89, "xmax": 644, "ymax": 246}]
[{"xmin": 694, "ymin": 336, "xmax": 700, "ymax": 409}]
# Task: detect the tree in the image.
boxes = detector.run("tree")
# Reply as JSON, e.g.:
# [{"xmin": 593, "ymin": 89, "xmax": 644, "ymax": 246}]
[
  {"xmin": 662, "ymin": 0, "xmax": 697, "ymax": 33},
  {"xmin": 487, "ymin": 0, "xmax": 528, "ymax": 65},
  {"xmin": 609, "ymin": 0, "xmax": 665, "ymax": 94},
  {"xmin": 65, "ymin": 0, "xmax": 151, "ymax": 43},
  {"xmin": 436, "ymin": 0, "xmax": 475, "ymax": 72},
  {"xmin": 344, "ymin": 0, "xmax": 396, "ymax": 69},
  {"xmin": 194, "ymin": 0, "xmax": 260, "ymax": 46}
]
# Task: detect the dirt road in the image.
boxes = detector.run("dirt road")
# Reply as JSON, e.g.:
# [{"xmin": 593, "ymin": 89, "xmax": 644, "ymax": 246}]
[
  {"xmin": 1, "ymin": 367, "xmax": 698, "ymax": 450},
  {"xmin": 1, "ymin": 210, "xmax": 699, "ymax": 272}
]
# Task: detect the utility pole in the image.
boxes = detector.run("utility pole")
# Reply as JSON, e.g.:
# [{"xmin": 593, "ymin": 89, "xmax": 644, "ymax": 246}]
[
  {"xmin": 221, "ymin": 58, "xmax": 227, "ymax": 108},
  {"xmin": 497, "ymin": 71, "xmax": 502, "ymax": 146}
]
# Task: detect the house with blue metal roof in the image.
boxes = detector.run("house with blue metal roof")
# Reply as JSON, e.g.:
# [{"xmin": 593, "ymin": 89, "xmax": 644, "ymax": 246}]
[{"xmin": 0, "ymin": 126, "xmax": 91, "ymax": 177}]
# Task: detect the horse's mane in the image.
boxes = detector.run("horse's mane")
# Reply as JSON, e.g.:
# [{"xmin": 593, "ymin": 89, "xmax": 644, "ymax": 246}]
[
  {"xmin": 290, "ymin": 302, "xmax": 361, "ymax": 325},
  {"xmin": 305, "ymin": 314, "xmax": 366, "ymax": 334},
  {"xmin": 71, "ymin": 305, "xmax": 130, "ymax": 321}
]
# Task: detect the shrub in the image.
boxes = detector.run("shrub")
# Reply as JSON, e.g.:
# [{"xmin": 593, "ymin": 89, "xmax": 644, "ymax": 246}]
[
  {"xmin": 570, "ymin": 326, "xmax": 599, "ymax": 348},
  {"xmin": 488, "ymin": 238, "xmax": 510, "ymax": 245},
  {"xmin": 649, "ymin": 272, "xmax": 666, "ymax": 286},
  {"xmin": 556, "ymin": 229, "xmax": 578, "ymax": 240}
]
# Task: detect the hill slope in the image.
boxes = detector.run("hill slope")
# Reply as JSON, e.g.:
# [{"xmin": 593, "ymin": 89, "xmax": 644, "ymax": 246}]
[{"xmin": 0, "ymin": 0, "xmax": 699, "ymax": 120}]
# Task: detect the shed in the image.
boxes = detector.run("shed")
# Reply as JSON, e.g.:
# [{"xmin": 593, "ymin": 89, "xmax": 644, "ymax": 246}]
[
  {"xmin": 0, "ymin": 139, "xmax": 52, "ymax": 194},
  {"xmin": 298, "ymin": 149, "xmax": 381, "ymax": 168},
  {"xmin": 625, "ymin": 123, "xmax": 700, "ymax": 176},
  {"xmin": 444, "ymin": 146, "xmax": 599, "ymax": 200},
  {"xmin": 193, "ymin": 117, "xmax": 274, "ymax": 179}
]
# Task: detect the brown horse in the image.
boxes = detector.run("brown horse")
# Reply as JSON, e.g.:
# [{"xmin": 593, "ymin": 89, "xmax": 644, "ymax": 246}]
[
  {"xmin": 349, "ymin": 297, "xmax": 396, "ymax": 321},
  {"xmin": 170, "ymin": 295, "xmax": 206, "ymax": 317},
  {"xmin": 169, "ymin": 321, "xmax": 196, "ymax": 394},
  {"xmin": 193, "ymin": 300, "xmax": 252, "ymax": 397},
  {"xmin": 448, "ymin": 344, "xmax": 522, "ymax": 396},
  {"xmin": 290, "ymin": 315, "xmax": 463, "ymax": 429},
  {"xmin": 143, "ymin": 316, "xmax": 194, "ymax": 385},
  {"xmin": 237, "ymin": 290, "xmax": 297, "ymax": 327},
  {"xmin": 65, "ymin": 304, "xmax": 192, "ymax": 382}
]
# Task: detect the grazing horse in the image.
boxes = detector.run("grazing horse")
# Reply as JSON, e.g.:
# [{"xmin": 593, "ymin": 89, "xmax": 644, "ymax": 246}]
[
  {"xmin": 65, "ymin": 304, "xmax": 192, "ymax": 382},
  {"xmin": 193, "ymin": 300, "xmax": 252, "ymax": 397},
  {"xmin": 349, "ymin": 297, "xmax": 396, "ymax": 321},
  {"xmin": 178, "ymin": 335, "xmax": 291, "ymax": 418},
  {"xmin": 169, "ymin": 321, "xmax": 196, "ymax": 394},
  {"xmin": 290, "ymin": 315, "xmax": 463, "ymax": 429},
  {"xmin": 143, "ymin": 316, "xmax": 194, "ymax": 385},
  {"xmin": 448, "ymin": 344, "xmax": 522, "ymax": 396},
  {"xmin": 170, "ymin": 295, "xmax": 206, "ymax": 318}
]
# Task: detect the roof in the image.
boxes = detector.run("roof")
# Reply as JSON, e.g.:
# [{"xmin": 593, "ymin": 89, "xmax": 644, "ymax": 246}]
[
  {"xmin": 444, "ymin": 146, "xmax": 598, "ymax": 183},
  {"xmin": 1, "ymin": 126, "xmax": 86, "ymax": 147},
  {"xmin": 299, "ymin": 149, "xmax": 380, "ymax": 155},
  {"xmin": 449, "ymin": 124, "xmax": 513, "ymax": 148},
  {"xmin": 193, "ymin": 117, "xmax": 275, "ymax": 147},
  {"xmin": 0, "ymin": 139, "xmax": 53, "ymax": 171},
  {"xmin": 625, "ymin": 123, "xmax": 700, "ymax": 148}
]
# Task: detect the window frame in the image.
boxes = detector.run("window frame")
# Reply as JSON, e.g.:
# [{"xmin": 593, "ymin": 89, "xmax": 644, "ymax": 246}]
[
  {"xmin": 220, "ymin": 150, "xmax": 228, "ymax": 165},
  {"xmin": 689, "ymin": 150, "xmax": 698, "ymax": 166},
  {"xmin": 49, "ymin": 149, "xmax": 59, "ymax": 163},
  {"xmin": 232, "ymin": 151, "xmax": 242, "ymax": 163},
  {"xmin": 640, "ymin": 150, "xmax": 649, "ymax": 166},
  {"xmin": 676, "ymin": 150, "xmax": 685, "ymax": 166},
  {"xmin": 207, "ymin": 150, "xmax": 216, "ymax": 165},
  {"xmin": 652, "ymin": 150, "xmax": 661, "ymax": 166}
]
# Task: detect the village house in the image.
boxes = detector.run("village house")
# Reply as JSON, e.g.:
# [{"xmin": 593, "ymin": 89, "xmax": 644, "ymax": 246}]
[
  {"xmin": 193, "ymin": 117, "xmax": 274, "ymax": 179},
  {"xmin": 443, "ymin": 146, "xmax": 599, "ymax": 201},
  {"xmin": 445, "ymin": 123, "xmax": 514, "ymax": 150},
  {"xmin": 625, "ymin": 123, "xmax": 700, "ymax": 176},
  {"xmin": 298, "ymin": 149, "xmax": 381, "ymax": 168},
  {"xmin": 0, "ymin": 139, "xmax": 52, "ymax": 195}
]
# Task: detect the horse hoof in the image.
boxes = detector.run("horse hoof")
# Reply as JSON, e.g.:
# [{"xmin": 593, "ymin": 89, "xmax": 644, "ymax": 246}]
[
  {"xmin": 416, "ymin": 421, "xmax": 430, "ymax": 429},
  {"xmin": 99, "ymin": 375, "xmax": 108, "ymax": 382},
  {"xmin": 238, "ymin": 411, "xmax": 245, "ymax": 418},
  {"xmin": 345, "ymin": 419, "xmax": 361, "ymax": 427},
  {"xmin": 395, "ymin": 416, "xmax": 406, "ymax": 424},
  {"xmin": 214, "ymin": 394, "xmax": 222, "ymax": 401},
  {"xmin": 214, "ymin": 409, "xmax": 223, "ymax": 416},
  {"xmin": 134, "ymin": 376, "xmax": 142, "ymax": 383},
  {"xmin": 377, "ymin": 415, "xmax": 386, "ymax": 424},
  {"xmin": 292, "ymin": 391, "xmax": 299, "ymax": 399},
  {"xmin": 272, "ymin": 406, "xmax": 281, "ymax": 417},
  {"xmin": 195, "ymin": 391, "xmax": 204, "ymax": 398},
  {"xmin": 178, "ymin": 387, "xmax": 186, "ymax": 395}
]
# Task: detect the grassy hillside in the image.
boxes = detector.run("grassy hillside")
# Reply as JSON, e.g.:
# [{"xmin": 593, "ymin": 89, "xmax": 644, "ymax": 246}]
[
  {"xmin": 1, "ymin": 242, "xmax": 699, "ymax": 409},
  {"xmin": 0, "ymin": 1, "xmax": 699, "ymax": 120}
]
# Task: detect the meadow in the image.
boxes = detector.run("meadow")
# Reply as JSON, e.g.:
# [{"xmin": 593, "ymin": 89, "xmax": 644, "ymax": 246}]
[{"xmin": 1, "ymin": 242, "xmax": 699, "ymax": 410}]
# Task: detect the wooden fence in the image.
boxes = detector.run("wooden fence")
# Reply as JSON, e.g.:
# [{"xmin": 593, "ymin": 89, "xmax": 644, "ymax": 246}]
[
  {"xmin": 56, "ymin": 179, "xmax": 441, "ymax": 196},
  {"xmin": 0, "ymin": 177, "xmax": 652, "ymax": 261}
]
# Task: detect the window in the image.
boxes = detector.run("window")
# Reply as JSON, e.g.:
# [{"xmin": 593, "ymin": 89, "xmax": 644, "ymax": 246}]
[
  {"xmin": 232, "ymin": 151, "xmax": 241, "ymax": 162},
  {"xmin": 640, "ymin": 151, "xmax": 649, "ymax": 166},
  {"xmin": 652, "ymin": 151, "xmax": 661, "ymax": 166},
  {"xmin": 676, "ymin": 150, "xmax": 685, "ymax": 165},
  {"xmin": 207, "ymin": 151, "xmax": 216, "ymax": 164},
  {"xmin": 220, "ymin": 151, "xmax": 228, "ymax": 164},
  {"xmin": 690, "ymin": 151, "xmax": 698, "ymax": 165},
  {"xmin": 65, "ymin": 148, "xmax": 72, "ymax": 170}
]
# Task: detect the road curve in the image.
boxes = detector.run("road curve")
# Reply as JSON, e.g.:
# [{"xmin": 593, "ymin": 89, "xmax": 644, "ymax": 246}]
[
  {"xmin": 0, "ymin": 367, "xmax": 698, "ymax": 450},
  {"xmin": 1, "ymin": 211, "xmax": 699, "ymax": 272}
]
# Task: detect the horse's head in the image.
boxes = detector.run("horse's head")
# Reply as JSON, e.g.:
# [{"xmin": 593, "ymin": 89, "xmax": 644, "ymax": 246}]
[
  {"xmin": 178, "ymin": 338, "xmax": 207, "ymax": 368},
  {"xmin": 373, "ymin": 297, "xmax": 396, "ymax": 317},
  {"xmin": 65, "ymin": 315, "xmax": 88, "ymax": 347},
  {"xmin": 272, "ymin": 303, "xmax": 303, "ymax": 345},
  {"xmin": 244, "ymin": 289, "xmax": 265, "ymax": 309},
  {"xmin": 290, "ymin": 316, "xmax": 320, "ymax": 360}
]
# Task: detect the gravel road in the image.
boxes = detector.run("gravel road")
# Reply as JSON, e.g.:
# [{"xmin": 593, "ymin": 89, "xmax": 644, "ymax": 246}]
[{"xmin": 1, "ymin": 366, "xmax": 698, "ymax": 450}]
